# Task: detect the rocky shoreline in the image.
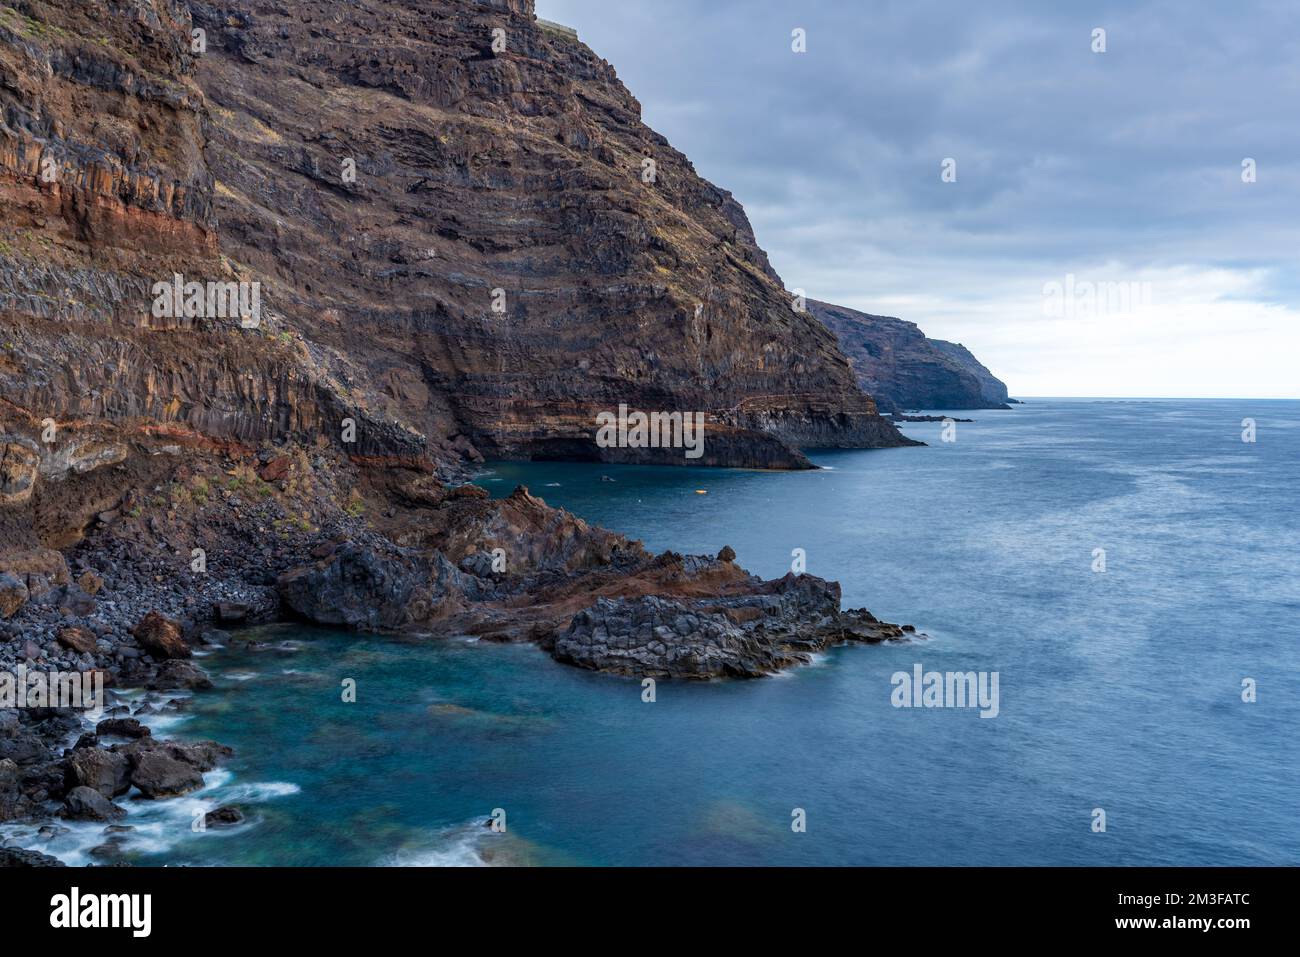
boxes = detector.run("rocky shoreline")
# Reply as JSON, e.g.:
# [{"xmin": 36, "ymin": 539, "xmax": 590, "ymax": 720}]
[
  {"xmin": 1, "ymin": 0, "xmax": 937, "ymax": 865},
  {"xmin": 0, "ymin": 650, "xmax": 242, "ymax": 868},
  {"xmin": 2, "ymin": 434, "xmax": 922, "ymax": 865}
]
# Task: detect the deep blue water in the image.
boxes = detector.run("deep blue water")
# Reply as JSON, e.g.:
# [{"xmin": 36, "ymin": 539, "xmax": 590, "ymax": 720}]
[{"xmin": 11, "ymin": 399, "xmax": 1298, "ymax": 865}]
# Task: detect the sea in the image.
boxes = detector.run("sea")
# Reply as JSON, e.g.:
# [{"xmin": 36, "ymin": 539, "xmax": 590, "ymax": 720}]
[{"xmin": 7, "ymin": 398, "xmax": 1297, "ymax": 866}]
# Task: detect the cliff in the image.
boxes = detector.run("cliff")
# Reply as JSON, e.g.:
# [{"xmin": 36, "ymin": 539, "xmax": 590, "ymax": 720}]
[
  {"xmin": 0, "ymin": 0, "xmax": 910, "ymax": 494},
  {"xmin": 0, "ymin": 6, "xmax": 931, "ymax": 843},
  {"xmin": 0, "ymin": 0, "xmax": 919, "ymax": 659},
  {"xmin": 808, "ymin": 300, "xmax": 1011, "ymax": 412},
  {"xmin": 928, "ymin": 339, "xmax": 1011, "ymax": 406}
]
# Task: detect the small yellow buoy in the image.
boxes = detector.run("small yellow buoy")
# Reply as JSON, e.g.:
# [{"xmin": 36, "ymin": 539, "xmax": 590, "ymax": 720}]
[{"xmin": 695, "ymin": 489, "xmax": 707, "ymax": 495}]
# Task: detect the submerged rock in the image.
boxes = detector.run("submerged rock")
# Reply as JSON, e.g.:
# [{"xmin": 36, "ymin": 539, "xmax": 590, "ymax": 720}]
[{"xmin": 204, "ymin": 805, "xmax": 245, "ymax": 828}]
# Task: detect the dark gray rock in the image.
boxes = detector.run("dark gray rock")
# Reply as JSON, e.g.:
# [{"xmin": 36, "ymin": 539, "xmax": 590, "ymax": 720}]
[
  {"xmin": 127, "ymin": 749, "xmax": 205, "ymax": 798},
  {"xmin": 213, "ymin": 602, "xmax": 249, "ymax": 625},
  {"xmin": 63, "ymin": 785, "xmax": 126, "ymax": 821},
  {"xmin": 554, "ymin": 572, "xmax": 913, "ymax": 678},
  {"xmin": 95, "ymin": 717, "xmax": 151, "ymax": 740},
  {"xmin": 277, "ymin": 543, "xmax": 447, "ymax": 631},
  {"xmin": 147, "ymin": 659, "xmax": 213, "ymax": 691},
  {"xmin": 0, "ymin": 846, "xmax": 65, "ymax": 867},
  {"xmin": 204, "ymin": 805, "xmax": 245, "ymax": 828},
  {"xmin": 0, "ymin": 757, "xmax": 26, "ymax": 821},
  {"xmin": 64, "ymin": 746, "xmax": 131, "ymax": 798}
]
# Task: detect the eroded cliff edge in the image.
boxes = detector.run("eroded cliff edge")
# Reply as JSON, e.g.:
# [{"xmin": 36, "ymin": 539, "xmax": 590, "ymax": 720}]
[
  {"xmin": 0, "ymin": 2, "xmax": 928, "ymax": 846},
  {"xmin": 1, "ymin": 0, "xmax": 912, "ymax": 482},
  {"xmin": 810, "ymin": 299, "xmax": 1012, "ymax": 412}
]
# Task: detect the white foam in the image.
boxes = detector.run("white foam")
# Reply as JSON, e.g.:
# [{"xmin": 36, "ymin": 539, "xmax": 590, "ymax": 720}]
[
  {"xmin": 133, "ymin": 711, "xmax": 193, "ymax": 735},
  {"xmin": 383, "ymin": 822, "xmax": 502, "ymax": 867},
  {"xmin": 1, "ymin": 769, "xmax": 300, "ymax": 865}
]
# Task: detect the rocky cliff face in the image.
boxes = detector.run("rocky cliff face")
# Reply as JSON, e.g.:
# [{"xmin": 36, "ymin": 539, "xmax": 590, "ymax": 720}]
[
  {"xmin": 1, "ymin": 0, "xmax": 908, "ymax": 489},
  {"xmin": 0, "ymin": 5, "xmax": 926, "ymax": 844},
  {"xmin": 808, "ymin": 299, "xmax": 1011, "ymax": 412},
  {"xmin": 0, "ymin": 0, "xmax": 920, "ymax": 653},
  {"xmin": 928, "ymin": 339, "xmax": 1010, "ymax": 406}
]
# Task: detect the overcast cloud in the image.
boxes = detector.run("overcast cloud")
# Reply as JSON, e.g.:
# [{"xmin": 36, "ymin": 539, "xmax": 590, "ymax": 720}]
[{"xmin": 536, "ymin": 0, "xmax": 1300, "ymax": 397}]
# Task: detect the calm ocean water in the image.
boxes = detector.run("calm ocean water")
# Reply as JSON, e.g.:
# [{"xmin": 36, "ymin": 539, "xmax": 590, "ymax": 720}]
[{"xmin": 15, "ymin": 399, "xmax": 1299, "ymax": 865}]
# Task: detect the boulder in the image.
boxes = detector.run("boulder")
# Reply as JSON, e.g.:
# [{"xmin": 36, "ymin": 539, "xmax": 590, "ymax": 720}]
[
  {"xmin": 118, "ymin": 738, "xmax": 231, "ymax": 774},
  {"xmin": 95, "ymin": 718, "xmax": 151, "ymax": 740},
  {"xmin": 213, "ymin": 602, "xmax": 249, "ymax": 625},
  {"xmin": 130, "ymin": 611, "xmax": 191, "ymax": 659},
  {"xmin": 147, "ymin": 659, "xmax": 213, "ymax": 691},
  {"xmin": 63, "ymin": 786, "xmax": 126, "ymax": 821},
  {"xmin": 397, "ymin": 475, "xmax": 447, "ymax": 507},
  {"xmin": 0, "ymin": 847, "xmax": 65, "ymax": 867},
  {"xmin": 277, "ymin": 543, "xmax": 445, "ymax": 631},
  {"xmin": 0, "ymin": 758, "xmax": 25, "ymax": 822},
  {"xmin": 56, "ymin": 626, "xmax": 98, "ymax": 655},
  {"xmin": 0, "ymin": 727, "xmax": 46, "ymax": 763},
  {"xmin": 76, "ymin": 570, "xmax": 104, "ymax": 596},
  {"xmin": 64, "ymin": 747, "xmax": 131, "ymax": 798},
  {"xmin": 0, "ymin": 573, "xmax": 27, "ymax": 619},
  {"xmin": 258, "ymin": 455, "xmax": 293, "ymax": 482},
  {"xmin": 127, "ymin": 749, "xmax": 205, "ymax": 798},
  {"xmin": 204, "ymin": 805, "xmax": 245, "ymax": 828},
  {"xmin": 0, "ymin": 547, "xmax": 70, "ymax": 597},
  {"xmin": 164, "ymin": 740, "xmax": 232, "ymax": 771}
]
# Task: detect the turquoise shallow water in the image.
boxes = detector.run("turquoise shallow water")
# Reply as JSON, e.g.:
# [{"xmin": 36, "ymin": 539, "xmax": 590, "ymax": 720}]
[{"xmin": 12, "ymin": 398, "xmax": 1298, "ymax": 865}]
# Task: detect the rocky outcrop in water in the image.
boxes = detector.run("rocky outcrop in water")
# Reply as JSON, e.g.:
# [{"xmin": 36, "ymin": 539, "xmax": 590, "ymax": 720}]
[
  {"xmin": 277, "ymin": 542, "xmax": 440, "ymax": 632},
  {"xmin": 555, "ymin": 573, "xmax": 910, "ymax": 678},
  {"xmin": 809, "ymin": 300, "xmax": 1011, "ymax": 411}
]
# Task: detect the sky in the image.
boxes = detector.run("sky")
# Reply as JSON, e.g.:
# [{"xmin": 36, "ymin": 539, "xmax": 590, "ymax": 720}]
[{"xmin": 535, "ymin": 0, "xmax": 1300, "ymax": 398}]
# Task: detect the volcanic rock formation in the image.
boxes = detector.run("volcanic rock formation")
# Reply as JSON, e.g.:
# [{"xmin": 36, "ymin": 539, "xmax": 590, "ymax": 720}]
[
  {"xmin": 1, "ymin": 0, "xmax": 912, "ymax": 482},
  {"xmin": 809, "ymin": 299, "xmax": 1011, "ymax": 412}
]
